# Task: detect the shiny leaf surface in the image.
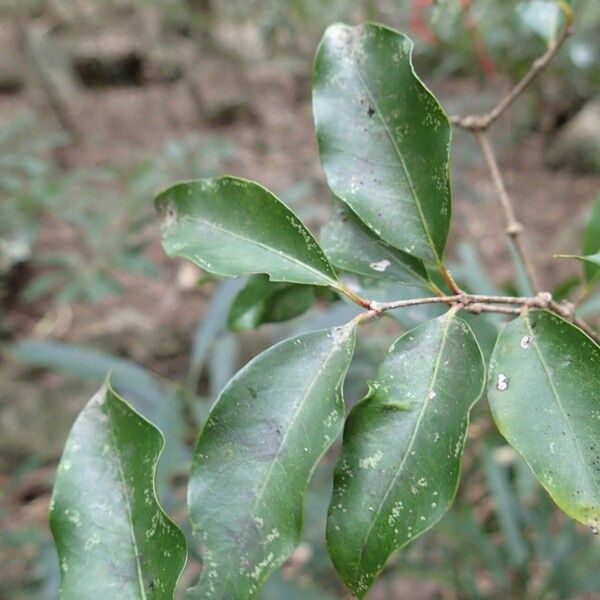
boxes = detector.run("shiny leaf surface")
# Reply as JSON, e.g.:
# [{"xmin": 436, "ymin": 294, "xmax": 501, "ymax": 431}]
[
  {"xmin": 488, "ymin": 310, "xmax": 600, "ymax": 530},
  {"xmin": 188, "ymin": 325, "xmax": 356, "ymax": 598},
  {"xmin": 50, "ymin": 382, "xmax": 187, "ymax": 599},
  {"xmin": 313, "ymin": 23, "xmax": 451, "ymax": 264},
  {"xmin": 156, "ymin": 177, "xmax": 339, "ymax": 287},
  {"xmin": 327, "ymin": 311, "xmax": 485, "ymax": 597},
  {"xmin": 321, "ymin": 202, "xmax": 431, "ymax": 287}
]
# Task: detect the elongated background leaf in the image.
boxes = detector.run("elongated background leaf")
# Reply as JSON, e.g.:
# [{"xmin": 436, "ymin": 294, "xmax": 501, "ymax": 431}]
[
  {"xmin": 187, "ymin": 278, "xmax": 245, "ymax": 391},
  {"xmin": 188, "ymin": 325, "xmax": 356, "ymax": 598},
  {"xmin": 50, "ymin": 382, "xmax": 187, "ymax": 599},
  {"xmin": 488, "ymin": 310, "xmax": 600, "ymax": 529},
  {"xmin": 327, "ymin": 311, "xmax": 485, "ymax": 597},
  {"xmin": 156, "ymin": 177, "xmax": 339, "ymax": 287},
  {"xmin": 313, "ymin": 23, "xmax": 451, "ymax": 264}
]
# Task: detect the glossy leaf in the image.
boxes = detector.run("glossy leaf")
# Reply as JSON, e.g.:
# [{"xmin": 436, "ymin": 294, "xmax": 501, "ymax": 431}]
[
  {"xmin": 156, "ymin": 177, "xmax": 339, "ymax": 287},
  {"xmin": 188, "ymin": 325, "xmax": 356, "ymax": 598},
  {"xmin": 321, "ymin": 201, "xmax": 431, "ymax": 287},
  {"xmin": 327, "ymin": 311, "xmax": 485, "ymax": 597},
  {"xmin": 488, "ymin": 310, "xmax": 600, "ymax": 530},
  {"xmin": 583, "ymin": 195, "xmax": 600, "ymax": 284},
  {"xmin": 50, "ymin": 382, "xmax": 187, "ymax": 599},
  {"xmin": 313, "ymin": 23, "xmax": 451, "ymax": 264},
  {"xmin": 227, "ymin": 274, "xmax": 315, "ymax": 330}
]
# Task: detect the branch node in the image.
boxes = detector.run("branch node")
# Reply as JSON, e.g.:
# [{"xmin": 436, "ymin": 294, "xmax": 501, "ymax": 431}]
[
  {"xmin": 532, "ymin": 57, "xmax": 545, "ymax": 69},
  {"xmin": 535, "ymin": 292, "xmax": 553, "ymax": 308},
  {"xmin": 559, "ymin": 301, "xmax": 575, "ymax": 318},
  {"xmin": 506, "ymin": 222, "xmax": 523, "ymax": 236},
  {"xmin": 368, "ymin": 300, "xmax": 384, "ymax": 315}
]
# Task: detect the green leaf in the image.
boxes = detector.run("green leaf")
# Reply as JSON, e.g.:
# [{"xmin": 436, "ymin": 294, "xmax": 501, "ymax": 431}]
[
  {"xmin": 50, "ymin": 382, "xmax": 187, "ymax": 599},
  {"xmin": 488, "ymin": 309, "xmax": 600, "ymax": 530},
  {"xmin": 188, "ymin": 325, "xmax": 357, "ymax": 599},
  {"xmin": 321, "ymin": 201, "xmax": 431, "ymax": 288},
  {"xmin": 327, "ymin": 311, "xmax": 485, "ymax": 597},
  {"xmin": 313, "ymin": 23, "xmax": 451, "ymax": 264},
  {"xmin": 583, "ymin": 196, "xmax": 600, "ymax": 283},
  {"xmin": 227, "ymin": 274, "xmax": 316, "ymax": 330},
  {"xmin": 155, "ymin": 176, "xmax": 340, "ymax": 287}
]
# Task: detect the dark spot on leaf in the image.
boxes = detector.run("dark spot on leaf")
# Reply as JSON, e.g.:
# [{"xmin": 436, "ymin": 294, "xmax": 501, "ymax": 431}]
[{"xmin": 367, "ymin": 106, "xmax": 375, "ymax": 118}]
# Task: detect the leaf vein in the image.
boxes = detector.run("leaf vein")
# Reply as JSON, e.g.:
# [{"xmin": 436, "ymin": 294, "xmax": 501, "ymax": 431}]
[
  {"xmin": 180, "ymin": 214, "xmax": 336, "ymax": 286},
  {"xmin": 351, "ymin": 62, "xmax": 438, "ymax": 262},
  {"xmin": 354, "ymin": 313, "xmax": 453, "ymax": 578},
  {"xmin": 525, "ymin": 315, "xmax": 600, "ymax": 499}
]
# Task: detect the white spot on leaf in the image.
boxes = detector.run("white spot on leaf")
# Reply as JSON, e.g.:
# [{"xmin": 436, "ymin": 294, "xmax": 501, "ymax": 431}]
[
  {"xmin": 520, "ymin": 335, "xmax": 532, "ymax": 349},
  {"xmin": 359, "ymin": 450, "xmax": 383, "ymax": 469},
  {"xmin": 369, "ymin": 259, "xmax": 391, "ymax": 272},
  {"xmin": 496, "ymin": 373, "xmax": 509, "ymax": 391}
]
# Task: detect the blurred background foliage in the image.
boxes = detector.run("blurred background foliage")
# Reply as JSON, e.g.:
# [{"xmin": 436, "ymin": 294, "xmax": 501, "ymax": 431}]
[{"xmin": 1, "ymin": 1, "xmax": 599, "ymax": 598}]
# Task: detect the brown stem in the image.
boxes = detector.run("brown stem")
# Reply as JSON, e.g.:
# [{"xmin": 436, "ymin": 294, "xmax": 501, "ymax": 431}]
[
  {"xmin": 438, "ymin": 262, "xmax": 464, "ymax": 294},
  {"xmin": 341, "ymin": 288, "xmax": 599, "ymax": 344},
  {"xmin": 475, "ymin": 130, "xmax": 541, "ymax": 294},
  {"xmin": 450, "ymin": 20, "xmax": 572, "ymax": 131},
  {"xmin": 368, "ymin": 292, "xmax": 550, "ymax": 312},
  {"xmin": 337, "ymin": 284, "xmax": 373, "ymax": 309}
]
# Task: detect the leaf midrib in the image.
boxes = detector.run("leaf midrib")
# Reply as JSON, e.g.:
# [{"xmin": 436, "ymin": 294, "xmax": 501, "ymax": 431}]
[
  {"xmin": 251, "ymin": 337, "xmax": 343, "ymax": 510},
  {"xmin": 525, "ymin": 315, "xmax": 600, "ymax": 500},
  {"xmin": 174, "ymin": 213, "xmax": 337, "ymax": 286},
  {"xmin": 351, "ymin": 59, "xmax": 439, "ymax": 263},
  {"xmin": 210, "ymin": 331, "xmax": 349, "ymax": 595},
  {"xmin": 354, "ymin": 314, "xmax": 453, "ymax": 580}
]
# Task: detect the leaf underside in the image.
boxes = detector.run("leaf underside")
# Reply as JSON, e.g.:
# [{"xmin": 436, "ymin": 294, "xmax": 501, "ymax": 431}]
[
  {"xmin": 50, "ymin": 383, "xmax": 187, "ymax": 600},
  {"xmin": 321, "ymin": 200, "xmax": 431, "ymax": 288},
  {"xmin": 187, "ymin": 325, "xmax": 356, "ymax": 599},
  {"xmin": 488, "ymin": 309, "xmax": 600, "ymax": 529},
  {"xmin": 313, "ymin": 23, "xmax": 451, "ymax": 264},
  {"xmin": 156, "ymin": 176, "xmax": 339, "ymax": 287},
  {"xmin": 327, "ymin": 312, "xmax": 485, "ymax": 597}
]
